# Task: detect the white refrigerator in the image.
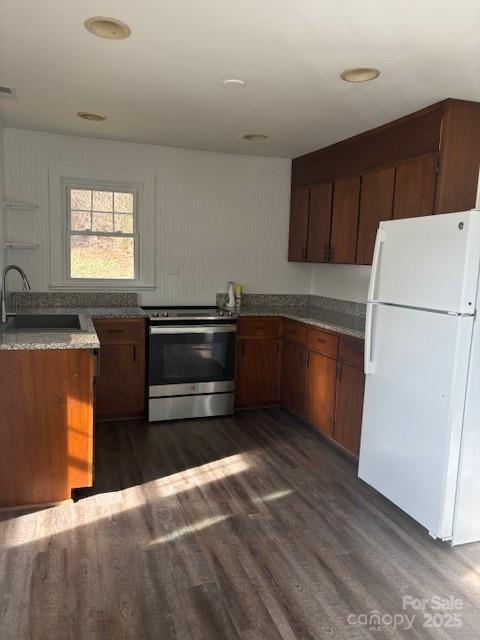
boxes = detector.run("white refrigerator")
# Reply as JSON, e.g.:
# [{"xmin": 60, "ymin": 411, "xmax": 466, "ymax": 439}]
[{"xmin": 358, "ymin": 210, "xmax": 480, "ymax": 546}]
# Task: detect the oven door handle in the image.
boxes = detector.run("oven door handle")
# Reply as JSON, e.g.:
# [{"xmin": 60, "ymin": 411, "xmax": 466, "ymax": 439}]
[{"xmin": 149, "ymin": 324, "xmax": 237, "ymax": 335}]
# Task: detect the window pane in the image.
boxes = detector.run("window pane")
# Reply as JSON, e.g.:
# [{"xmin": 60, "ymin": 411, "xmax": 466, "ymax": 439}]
[
  {"xmin": 71, "ymin": 210, "xmax": 91, "ymax": 231},
  {"xmin": 92, "ymin": 190, "xmax": 113, "ymax": 212},
  {"xmin": 70, "ymin": 235, "xmax": 135, "ymax": 279},
  {"xmin": 92, "ymin": 212, "xmax": 114, "ymax": 232},
  {"xmin": 71, "ymin": 189, "xmax": 91, "ymax": 210},
  {"xmin": 114, "ymin": 192, "xmax": 133, "ymax": 213},
  {"xmin": 114, "ymin": 213, "xmax": 133, "ymax": 233}
]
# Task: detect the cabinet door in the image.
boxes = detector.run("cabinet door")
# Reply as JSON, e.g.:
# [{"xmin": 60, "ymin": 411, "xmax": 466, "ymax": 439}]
[
  {"xmin": 334, "ymin": 363, "xmax": 365, "ymax": 456},
  {"xmin": 236, "ymin": 339, "xmax": 280, "ymax": 406},
  {"xmin": 304, "ymin": 351, "xmax": 337, "ymax": 437},
  {"xmin": 96, "ymin": 343, "xmax": 145, "ymax": 419},
  {"xmin": 356, "ymin": 167, "xmax": 395, "ymax": 265},
  {"xmin": 288, "ymin": 188, "xmax": 309, "ymax": 261},
  {"xmin": 330, "ymin": 176, "xmax": 360, "ymax": 264},
  {"xmin": 307, "ymin": 182, "xmax": 333, "ymax": 262},
  {"xmin": 393, "ymin": 154, "xmax": 437, "ymax": 220},
  {"xmin": 281, "ymin": 340, "xmax": 306, "ymax": 417}
]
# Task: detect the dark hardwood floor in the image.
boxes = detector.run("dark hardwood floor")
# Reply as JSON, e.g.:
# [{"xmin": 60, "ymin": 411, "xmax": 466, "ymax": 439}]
[{"xmin": 1, "ymin": 409, "xmax": 480, "ymax": 639}]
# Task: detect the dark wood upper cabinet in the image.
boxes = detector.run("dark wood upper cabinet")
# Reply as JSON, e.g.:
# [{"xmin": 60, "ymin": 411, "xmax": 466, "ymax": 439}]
[
  {"xmin": 330, "ymin": 176, "xmax": 360, "ymax": 264},
  {"xmin": 356, "ymin": 167, "xmax": 395, "ymax": 265},
  {"xmin": 435, "ymin": 100, "xmax": 480, "ymax": 214},
  {"xmin": 306, "ymin": 182, "xmax": 333, "ymax": 262},
  {"xmin": 289, "ymin": 99, "xmax": 480, "ymax": 266},
  {"xmin": 393, "ymin": 154, "xmax": 437, "ymax": 220},
  {"xmin": 288, "ymin": 188, "xmax": 309, "ymax": 261}
]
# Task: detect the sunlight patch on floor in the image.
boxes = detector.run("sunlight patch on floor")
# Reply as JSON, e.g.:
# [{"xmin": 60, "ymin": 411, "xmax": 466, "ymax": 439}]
[
  {"xmin": 1, "ymin": 453, "xmax": 250, "ymax": 548},
  {"xmin": 144, "ymin": 453, "xmax": 251, "ymax": 497},
  {"xmin": 254, "ymin": 489, "xmax": 293, "ymax": 503},
  {"xmin": 148, "ymin": 514, "xmax": 230, "ymax": 545}
]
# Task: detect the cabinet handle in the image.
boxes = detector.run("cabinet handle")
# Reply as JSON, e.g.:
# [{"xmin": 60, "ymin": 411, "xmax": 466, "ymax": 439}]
[
  {"xmin": 306, "ymin": 351, "xmax": 310, "ymax": 368},
  {"xmin": 337, "ymin": 363, "xmax": 343, "ymax": 382},
  {"xmin": 315, "ymin": 337, "xmax": 327, "ymax": 344},
  {"xmin": 242, "ymin": 341, "xmax": 245, "ymax": 356},
  {"xmin": 301, "ymin": 246, "xmax": 307, "ymax": 260},
  {"xmin": 133, "ymin": 345, "xmax": 136, "ymax": 362},
  {"xmin": 107, "ymin": 329, "xmax": 125, "ymax": 334}
]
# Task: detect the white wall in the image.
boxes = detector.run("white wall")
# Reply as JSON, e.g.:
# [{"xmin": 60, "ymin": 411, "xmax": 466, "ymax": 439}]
[
  {"xmin": 310, "ymin": 263, "xmax": 371, "ymax": 303},
  {"xmin": 3, "ymin": 128, "xmax": 311, "ymax": 304},
  {"xmin": 0, "ymin": 125, "xmax": 5, "ymax": 274},
  {"xmin": 3, "ymin": 128, "xmax": 371, "ymax": 304}
]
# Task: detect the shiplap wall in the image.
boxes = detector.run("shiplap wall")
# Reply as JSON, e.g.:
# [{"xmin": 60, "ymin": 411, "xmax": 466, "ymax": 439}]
[
  {"xmin": 3, "ymin": 128, "xmax": 311, "ymax": 304},
  {"xmin": 2, "ymin": 128, "xmax": 372, "ymax": 304}
]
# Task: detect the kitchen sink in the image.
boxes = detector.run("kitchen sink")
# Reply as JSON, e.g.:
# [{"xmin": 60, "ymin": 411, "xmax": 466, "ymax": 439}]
[{"xmin": 4, "ymin": 314, "xmax": 86, "ymax": 332}]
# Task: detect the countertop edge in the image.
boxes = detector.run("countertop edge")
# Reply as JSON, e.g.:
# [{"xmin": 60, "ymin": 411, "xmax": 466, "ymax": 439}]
[{"xmin": 0, "ymin": 305, "xmax": 364, "ymax": 350}]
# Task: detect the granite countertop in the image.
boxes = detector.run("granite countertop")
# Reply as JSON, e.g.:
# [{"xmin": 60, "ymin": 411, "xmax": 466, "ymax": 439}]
[
  {"xmin": 0, "ymin": 298, "xmax": 365, "ymax": 350},
  {"xmin": 238, "ymin": 305, "xmax": 365, "ymax": 339},
  {"xmin": 0, "ymin": 306, "xmax": 147, "ymax": 351}
]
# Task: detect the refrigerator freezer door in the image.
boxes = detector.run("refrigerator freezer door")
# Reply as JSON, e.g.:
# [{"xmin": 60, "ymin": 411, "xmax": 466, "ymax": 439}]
[
  {"xmin": 368, "ymin": 210, "xmax": 480, "ymax": 314},
  {"xmin": 359, "ymin": 303, "xmax": 473, "ymax": 539}
]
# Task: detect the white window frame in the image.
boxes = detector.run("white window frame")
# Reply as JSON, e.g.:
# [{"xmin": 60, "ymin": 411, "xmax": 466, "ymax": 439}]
[
  {"xmin": 65, "ymin": 179, "xmax": 139, "ymax": 284},
  {"xmin": 49, "ymin": 165, "xmax": 155, "ymax": 290}
]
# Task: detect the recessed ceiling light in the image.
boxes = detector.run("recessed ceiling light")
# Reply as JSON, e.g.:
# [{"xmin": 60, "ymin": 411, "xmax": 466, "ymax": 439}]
[
  {"xmin": 340, "ymin": 67, "xmax": 380, "ymax": 83},
  {"xmin": 77, "ymin": 112, "xmax": 107, "ymax": 122},
  {"xmin": 244, "ymin": 134, "xmax": 268, "ymax": 141},
  {"xmin": 222, "ymin": 78, "xmax": 246, "ymax": 88},
  {"xmin": 84, "ymin": 16, "xmax": 131, "ymax": 40}
]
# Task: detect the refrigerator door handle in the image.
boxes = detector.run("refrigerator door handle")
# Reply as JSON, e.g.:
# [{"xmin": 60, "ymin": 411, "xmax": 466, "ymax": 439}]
[
  {"xmin": 368, "ymin": 226, "xmax": 386, "ymax": 302},
  {"xmin": 364, "ymin": 302, "xmax": 378, "ymax": 374}
]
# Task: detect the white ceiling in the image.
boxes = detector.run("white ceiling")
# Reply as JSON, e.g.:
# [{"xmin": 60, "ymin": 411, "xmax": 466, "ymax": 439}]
[{"xmin": 1, "ymin": 0, "xmax": 479, "ymax": 158}]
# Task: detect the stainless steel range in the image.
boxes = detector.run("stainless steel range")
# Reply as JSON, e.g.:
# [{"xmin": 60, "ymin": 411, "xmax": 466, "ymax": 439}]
[{"xmin": 143, "ymin": 306, "xmax": 237, "ymax": 422}]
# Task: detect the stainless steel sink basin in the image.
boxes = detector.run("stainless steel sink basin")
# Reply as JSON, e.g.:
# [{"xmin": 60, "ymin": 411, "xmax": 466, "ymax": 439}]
[{"xmin": 4, "ymin": 314, "xmax": 86, "ymax": 332}]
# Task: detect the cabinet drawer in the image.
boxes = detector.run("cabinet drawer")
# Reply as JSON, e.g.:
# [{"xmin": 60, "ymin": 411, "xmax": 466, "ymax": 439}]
[
  {"xmin": 282, "ymin": 320, "xmax": 307, "ymax": 345},
  {"xmin": 93, "ymin": 318, "xmax": 145, "ymax": 344},
  {"xmin": 237, "ymin": 316, "xmax": 280, "ymax": 338},
  {"xmin": 339, "ymin": 336, "xmax": 364, "ymax": 368},
  {"xmin": 306, "ymin": 328, "xmax": 338, "ymax": 358}
]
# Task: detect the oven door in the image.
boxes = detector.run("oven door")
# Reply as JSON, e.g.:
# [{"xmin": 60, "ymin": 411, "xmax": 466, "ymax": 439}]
[{"xmin": 148, "ymin": 324, "xmax": 236, "ymax": 397}]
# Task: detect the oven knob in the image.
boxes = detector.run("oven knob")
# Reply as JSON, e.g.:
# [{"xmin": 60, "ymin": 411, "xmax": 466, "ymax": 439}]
[
  {"xmin": 162, "ymin": 311, "xmax": 169, "ymax": 317},
  {"xmin": 218, "ymin": 310, "xmax": 224, "ymax": 316},
  {"xmin": 227, "ymin": 310, "xmax": 233, "ymax": 316},
  {"xmin": 153, "ymin": 312, "xmax": 159, "ymax": 317}
]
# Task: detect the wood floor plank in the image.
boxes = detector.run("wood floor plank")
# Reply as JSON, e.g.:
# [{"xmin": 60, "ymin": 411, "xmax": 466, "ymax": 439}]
[{"xmin": 1, "ymin": 409, "xmax": 480, "ymax": 639}]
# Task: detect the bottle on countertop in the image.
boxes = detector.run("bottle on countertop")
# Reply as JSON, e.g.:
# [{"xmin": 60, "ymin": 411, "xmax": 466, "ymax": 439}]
[
  {"xmin": 235, "ymin": 283, "xmax": 243, "ymax": 311},
  {"xmin": 226, "ymin": 281, "xmax": 235, "ymax": 309}
]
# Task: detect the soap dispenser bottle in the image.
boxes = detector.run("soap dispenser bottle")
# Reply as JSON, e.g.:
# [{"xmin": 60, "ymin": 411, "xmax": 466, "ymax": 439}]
[{"xmin": 226, "ymin": 281, "xmax": 235, "ymax": 309}]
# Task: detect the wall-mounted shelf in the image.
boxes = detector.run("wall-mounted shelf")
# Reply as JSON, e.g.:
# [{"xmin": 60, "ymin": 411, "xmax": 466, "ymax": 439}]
[
  {"xmin": 3, "ymin": 241, "xmax": 39, "ymax": 249},
  {"xmin": 3, "ymin": 201, "xmax": 39, "ymax": 211}
]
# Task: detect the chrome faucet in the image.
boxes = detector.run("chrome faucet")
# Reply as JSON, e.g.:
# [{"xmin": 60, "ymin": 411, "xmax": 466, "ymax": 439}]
[{"xmin": 1, "ymin": 264, "xmax": 31, "ymax": 324}]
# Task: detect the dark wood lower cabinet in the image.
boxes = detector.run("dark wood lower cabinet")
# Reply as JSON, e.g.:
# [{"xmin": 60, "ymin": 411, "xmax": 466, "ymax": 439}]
[
  {"xmin": 235, "ymin": 338, "xmax": 281, "ymax": 407},
  {"xmin": 334, "ymin": 362, "xmax": 365, "ymax": 456},
  {"xmin": 281, "ymin": 340, "xmax": 306, "ymax": 417},
  {"xmin": 93, "ymin": 318, "xmax": 145, "ymax": 420},
  {"xmin": 304, "ymin": 351, "xmax": 337, "ymax": 438},
  {"xmin": 236, "ymin": 317, "xmax": 365, "ymax": 458}
]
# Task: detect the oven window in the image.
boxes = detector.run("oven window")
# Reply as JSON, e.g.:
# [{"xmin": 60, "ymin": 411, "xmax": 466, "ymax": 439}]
[{"xmin": 149, "ymin": 331, "xmax": 235, "ymax": 386}]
